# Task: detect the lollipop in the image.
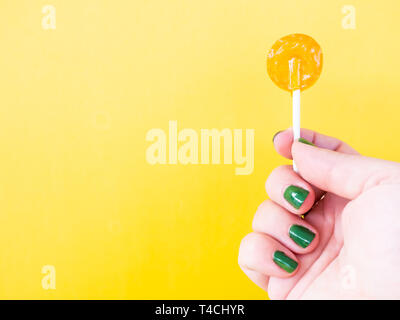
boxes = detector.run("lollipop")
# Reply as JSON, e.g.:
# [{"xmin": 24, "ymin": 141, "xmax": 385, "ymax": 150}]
[{"xmin": 267, "ymin": 33, "xmax": 323, "ymax": 171}]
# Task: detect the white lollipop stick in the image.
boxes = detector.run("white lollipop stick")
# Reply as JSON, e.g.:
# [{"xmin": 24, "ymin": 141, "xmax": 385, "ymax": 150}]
[
  {"xmin": 292, "ymin": 89, "xmax": 300, "ymax": 172},
  {"xmin": 289, "ymin": 57, "xmax": 301, "ymax": 172}
]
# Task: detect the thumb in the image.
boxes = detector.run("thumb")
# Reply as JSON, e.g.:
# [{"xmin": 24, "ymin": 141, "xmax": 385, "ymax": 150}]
[{"xmin": 292, "ymin": 141, "xmax": 400, "ymax": 200}]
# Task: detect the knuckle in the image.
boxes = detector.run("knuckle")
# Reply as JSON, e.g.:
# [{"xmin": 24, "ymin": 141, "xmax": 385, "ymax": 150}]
[
  {"xmin": 238, "ymin": 233, "xmax": 255, "ymax": 265},
  {"xmin": 265, "ymin": 165, "xmax": 290, "ymax": 193},
  {"xmin": 252, "ymin": 200, "xmax": 274, "ymax": 230}
]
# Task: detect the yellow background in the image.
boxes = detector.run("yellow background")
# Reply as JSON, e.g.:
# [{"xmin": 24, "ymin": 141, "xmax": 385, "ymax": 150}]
[{"xmin": 0, "ymin": 0, "xmax": 399, "ymax": 299}]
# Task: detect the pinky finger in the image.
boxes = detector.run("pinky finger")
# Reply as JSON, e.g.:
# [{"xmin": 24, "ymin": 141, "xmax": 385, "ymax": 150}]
[
  {"xmin": 239, "ymin": 266, "xmax": 269, "ymax": 292},
  {"xmin": 238, "ymin": 232, "xmax": 299, "ymax": 278}
]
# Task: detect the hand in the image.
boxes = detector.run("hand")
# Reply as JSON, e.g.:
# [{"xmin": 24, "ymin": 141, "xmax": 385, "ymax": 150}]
[{"xmin": 238, "ymin": 129, "xmax": 400, "ymax": 299}]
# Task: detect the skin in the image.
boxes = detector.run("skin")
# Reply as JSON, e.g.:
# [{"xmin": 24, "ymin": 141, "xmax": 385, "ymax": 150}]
[{"xmin": 238, "ymin": 128, "xmax": 400, "ymax": 299}]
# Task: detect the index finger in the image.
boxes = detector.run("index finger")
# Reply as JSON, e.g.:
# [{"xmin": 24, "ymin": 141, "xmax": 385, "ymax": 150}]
[
  {"xmin": 273, "ymin": 128, "xmax": 359, "ymax": 159},
  {"xmin": 272, "ymin": 128, "xmax": 359, "ymax": 201}
]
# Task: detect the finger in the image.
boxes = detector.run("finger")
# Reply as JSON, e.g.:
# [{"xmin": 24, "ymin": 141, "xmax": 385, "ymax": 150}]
[
  {"xmin": 292, "ymin": 141, "xmax": 400, "ymax": 199},
  {"xmin": 239, "ymin": 266, "xmax": 269, "ymax": 292},
  {"xmin": 273, "ymin": 128, "xmax": 359, "ymax": 159},
  {"xmin": 265, "ymin": 165, "xmax": 315, "ymax": 214},
  {"xmin": 252, "ymin": 200, "xmax": 319, "ymax": 254},
  {"xmin": 267, "ymin": 196, "xmax": 348, "ymax": 299},
  {"xmin": 238, "ymin": 232, "xmax": 299, "ymax": 278},
  {"xmin": 272, "ymin": 128, "xmax": 359, "ymax": 200}
]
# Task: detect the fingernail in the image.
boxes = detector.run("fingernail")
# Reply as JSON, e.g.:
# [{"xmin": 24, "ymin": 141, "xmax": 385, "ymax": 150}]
[
  {"xmin": 273, "ymin": 251, "xmax": 298, "ymax": 273},
  {"xmin": 289, "ymin": 225, "xmax": 316, "ymax": 248},
  {"xmin": 272, "ymin": 130, "xmax": 283, "ymax": 143},
  {"xmin": 284, "ymin": 185, "xmax": 309, "ymax": 209},
  {"xmin": 298, "ymin": 138, "xmax": 315, "ymax": 146}
]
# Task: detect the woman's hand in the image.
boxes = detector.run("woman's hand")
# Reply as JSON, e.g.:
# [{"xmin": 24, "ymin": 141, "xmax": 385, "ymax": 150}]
[{"xmin": 238, "ymin": 129, "xmax": 400, "ymax": 299}]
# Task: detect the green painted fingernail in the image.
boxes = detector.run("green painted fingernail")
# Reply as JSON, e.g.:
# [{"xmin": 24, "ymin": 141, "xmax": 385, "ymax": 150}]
[
  {"xmin": 273, "ymin": 251, "xmax": 298, "ymax": 273},
  {"xmin": 289, "ymin": 225, "xmax": 316, "ymax": 248},
  {"xmin": 298, "ymin": 138, "xmax": 315, "ymax": 146},
  {"xmin": 284, "ymin": 185, "xmax": 309, "ymax": 209}
]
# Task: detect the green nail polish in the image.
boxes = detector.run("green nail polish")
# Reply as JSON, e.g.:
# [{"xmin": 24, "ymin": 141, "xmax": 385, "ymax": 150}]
[
  {"xmin": 289, "ymin": 225, "xmax": 316, "ymax": 248},
  {"xmin": 273, "ymin": 251, "xmax": 298, "ymax": 273},
  {"xmin": 284, "ymin": 185, "xmax": 309, "ymax": 209},
  {"xmin": 298, "ymin": 138, "xmax": 315, "ymax": 146}
]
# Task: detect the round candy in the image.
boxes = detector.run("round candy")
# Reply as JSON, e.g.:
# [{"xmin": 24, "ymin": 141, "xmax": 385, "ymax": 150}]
[{"xmin": 267, "ymin": 33, "xmax": 323, "ymax": 91}]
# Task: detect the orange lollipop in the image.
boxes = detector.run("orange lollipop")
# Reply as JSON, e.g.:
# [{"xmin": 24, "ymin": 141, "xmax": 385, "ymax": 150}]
[
  {"xmin": 266, "ymin": 33, "xmax": 323, "ymax": 171},
  {"xmin": 267, "ymin": 33, "xmax": 322, "ymax": 91}
]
